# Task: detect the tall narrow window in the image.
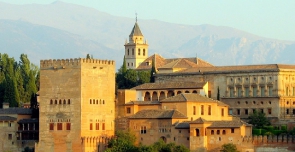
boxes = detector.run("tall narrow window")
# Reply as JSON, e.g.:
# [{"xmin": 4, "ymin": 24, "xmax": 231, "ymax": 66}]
[
  {"xmin": 59, "ymin": 100, "xmax": 62, "ymax": 104},
  {"xmin": 132, "ymin": 49, "xmax": 134, "ymax": 55},
  {"xmin": 57, "ymin": 123, "xmax": 62, "ymax": 130},
  {"xmin": 245, "ymin": 109, "xmax": 248, "ymax": 115},
  {"xmin": 268, "ymin": 108, "xmax": 272, "ymax": 115},
  {"xmin": 211, "ymin": 130, "xmax": 214, "ymax": 135},
  {"xmin": 201, "ymin": 105, "xmax": 204, "ymax": 115},
  {"xmin": 221, "ymin": 108, "xmax": 224, "ymax": 116},
  {"xmin": 237, "ymin": 87, "xmax": 242, "ymax": 97},
  {"xmin": 286, "ymin": 87, "xmax": 289, "ymax": 96},
  {"xmin": 126, "ymin": 107, "xmax": 131, "ymax": 114},
  {"xmin": 68, "ymin": 99, "xmax": 71, "ymax": 104},
  {"xmin": 143, "ymin": 49, "xmax": 146, "ymax": 56},
  {"xmin": 293, "ymin": 109, "xmax": 295, "ymax": 115},
  {"xmin": 49, "ymin": 123, "xmax": 54, "ymax": 130},
  {"xmin": 140, "ymin": 126, "xmax": 147, "ymax": 134},
  {"xmin": 50, "ymin": 100, "xmax": 53, "ymax": 104},
  {"xmin": 55, "ymin": 100, "xmax": 57, "ymax": 104},
  {"xmin": 268, "ymin": 86, "xmax": 273, "ymax": 96},
  {"xmin": 102, "ymin": 123, "xmax": 105, "ymax": 130},
  {"xmin": 208, "ymin": 105, "xmax": 211, "ymax": 115},
  {"xmin": 237, "ymin": 109, "xmax": 240, "ymax": 115},
  {"xmin": 138, "ymin": 49, "xmax": 140, "ymax": 55},
  {"xmin": 193, "ymin": 106, "xmax": 196, "ymax": 115},
  {"xmin": 260, "ymin": 86, "xmax": 265, "ymax": 97},
  {"xmin": 127, "ymin": 49, "xmax": 130, "ymax": 55},
  {"xmin": 230, "ymin": 88, "xmax": 234, "ymax": 97},
  {"xmin": 245, "ymin": 87, "xmax": 249, "ymax": 97},
  {"xmin": 96, "ymin": 123, "xmax": 99, "ymax": 130},
  {"xmin": 90, "ymin": 123, "xmax": 93, "ymax": 130},
  {"xmin": 286, "ymin": 109, "xmax": 289, "ymax": 114},
  {"xmin": 66, "ymin": 123, "xmax": 71, "ymax": 130},
  {"xmin": 252, "ymin": 86, "xmax": 257, "ymax": 97},
  {"xmin": 231, "ymin": 128, "xmax": 235, "ymax": 133}
]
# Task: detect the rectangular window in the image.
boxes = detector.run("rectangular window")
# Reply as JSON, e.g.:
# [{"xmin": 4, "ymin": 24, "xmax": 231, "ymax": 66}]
[
  {"xmin": 8, "ymin": 134, "xmax": 12, "ymax": 140},
  {"xmin": 286, "ymin": 87, "xmax": 289, "ymax": 96},
  {"xmin": 90, "ymin": 123, "xmax": 93, "ymax": 130},
  {"xmin": 286, "ymin": 109, "xmax": 289, "ymax": 114},
  {"xmin": 260, "ymin": 109, "xmax": 264, "ymax": 114},
  {"xmin": 49, "ymin": 123, "xmax": 54, "ymax": 130},
  {"xmin": 221, "ymin": 108, "xmax": 224, "ymax": 116},
  {"xmin": 102, "ymin": 123, "xmax": 105, "ymax": 130},
  {"xmin": 126, "ymin": 107, "xmax": 131, "ymax": 114},
  {"xmin": 140, "ymin": 126, "xmax": 147, "ymax": 134},
  {"xmin": 231, "ymin": 128, "xmax": 235, "ymax": 133},
  {"xmin": 208, "ymin": 105, "xmax": 211, "ymax": 115},
  {"xmin": 66, "ymin": 123, "xmax": 71, "ymax": 130},
  {"xmin": 245, "ymin": 87, "xmax": 249, "ymax": 97},
  {"xmin": 193, "ymin": 106, "xmax": 196, "ymax": 115},
  {"xmin": 245, "ymin": 109, "xmax": 248, "ymax": 115},
  {"xmin": 293, "ymin": 109, "xmax": 295, "ymax": 115},
  {"xmin": 201, "ymin": 105, "xmax": 204, "ymax": 115},
  {"xmin": 230, "ymin": 88, "xmax": 234, "ymax": 97},
  {"xmin": 253, "ymin": 109, "xmax": 256, "ymax": 114},
  {"xmin": 253, "ymin": 86, "xmax": 257, "ymax": 97},
  {"xmin": 268, "ymin": 86, "xmax": 273, "ymax": 96},
  {"xmin": 96, "ymin": 123, "xmax": 99, "ymax": 130},
  {"xmin": 268, "ymin": 108, "xmax": 272, "ymax": 115},
  {"xmin": 57, "ymin": 123, "xmax": 62, "ymax": 130},
  {"xmin": 208, "ymin": 91, "xmax": 211, "ymax": 98},
  {"xmin": 229, "ymin": 109, "xmax": 233, "ymax": 115},
  {"xmin": 237, "ymin": 87, "xmax": 242, "ymax": 97},
  {"xmin": 237, "ymin": 109, "xmax": 240, "ymax": 115},
  {"xmin": 260, "ymin": 86, "xmax": 265, "ymax": 97}
]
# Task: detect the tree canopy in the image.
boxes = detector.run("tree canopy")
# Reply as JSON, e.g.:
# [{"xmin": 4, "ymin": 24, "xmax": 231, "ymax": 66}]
[
  {"xmin": 248, "ymin": 110, "xmax": 270, "ymax": 128},
  {"xmin": 221, "ymin": 143, "xmax": 239, "ymax": 152}
]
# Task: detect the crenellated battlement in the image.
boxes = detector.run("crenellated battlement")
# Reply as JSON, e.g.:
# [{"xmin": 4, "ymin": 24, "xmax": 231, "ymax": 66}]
[{"xmin": 40, "ymin": 58, "xmax": 115, "ymax": 68}]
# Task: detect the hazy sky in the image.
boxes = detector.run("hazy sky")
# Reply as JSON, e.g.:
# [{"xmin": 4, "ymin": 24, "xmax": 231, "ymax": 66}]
[{"xmin": 1, "ymin": 0, "xmax": 295, "ymax": 41}]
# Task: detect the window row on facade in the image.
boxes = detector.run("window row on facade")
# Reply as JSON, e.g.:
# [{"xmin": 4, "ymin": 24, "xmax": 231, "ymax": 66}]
[
  {"xmin": 90, "ymin": 99, "xmax": 105, "ymax": 105},
  {"xmin": 89, "ymin": 123, "xmax": 105, "ymax": 130},
  {"xmin": 49, "ymin": 122, "xmax": 71, "ymax": 131},
  {"xmin": 193, "ymin": 105, "xmax": 225, "ymax": 116},
  {"xmin": 127, "ymin": 48, "xmax": 146, "ymax": 56},
  {"xmin": 144, "ymin": 90, "xmax": 198, "ymax": 101},
  {"xmin": 50, "ymin": 99, "xmax": 71, "ymax": 105},
  {"xmin": 229, "ymin": 86, "xmax": 273, "ymax": 97}
]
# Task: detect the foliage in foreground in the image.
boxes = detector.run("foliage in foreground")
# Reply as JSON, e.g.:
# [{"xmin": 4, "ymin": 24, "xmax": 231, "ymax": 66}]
[
  {"xmin": 248, "ymin": 110, "xmax": 270, "ymax": 128},
  {"xmin": 105, "ymin": 130, "xmax": 190, "ymax": 152},
  {"xmin": 220, "ymin": 143, "xmax": 239, "ymax": 152}
]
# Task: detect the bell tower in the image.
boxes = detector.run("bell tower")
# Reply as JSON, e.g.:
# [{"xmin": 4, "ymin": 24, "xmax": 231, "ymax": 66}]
[{"xmin": 124, "ymin": 20, "xmax": 149, "ymax": 69}]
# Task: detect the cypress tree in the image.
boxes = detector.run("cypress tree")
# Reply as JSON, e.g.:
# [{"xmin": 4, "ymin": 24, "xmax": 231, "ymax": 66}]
[
  {"xmin": 150, "ymin": 58, "xmax": 156, "ymax": 83},
  {"xmin": 217, "ymin": 86, "xmax": 220, "ymax": 100}
]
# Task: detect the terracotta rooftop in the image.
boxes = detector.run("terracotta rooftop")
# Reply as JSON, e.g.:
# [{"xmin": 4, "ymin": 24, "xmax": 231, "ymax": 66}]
[
  {"xmin": 175, "ymin": 64, "xmax": 295, "ymax": 74},
  {"xmin": 136, "ymin": 54, "xmax": 214, "ymax": 71},
  {"xmin": 129, "ymin": 109, "xmax": 187, "ymax": 119},
  {"xmin": 0, "ymin": 108, "xmax": 32, "ymax": 115},
  {"xmin": 190, "ymin": 117, "xmax": 208, "ymax": 124},
  {"xmin": 125, "ymin": 101, "xmax": 160, "ymax": 105},
  {"xmin": 175, "ymin": 122, "xmax": 190, "ymax": 129},
  {"xmin": 207, "ymin": 120, "xmax": 251, "ymax": 128},
  {"xmin": 0, "ymin": 116, "xmax": 17, "ymax": 121},
  {"xmin": 132, "ymin": 82, "xmax": 206, "ymax": 90}
]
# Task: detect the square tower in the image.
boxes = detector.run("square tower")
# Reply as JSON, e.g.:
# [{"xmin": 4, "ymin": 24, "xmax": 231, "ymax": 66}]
[{"xmin": 36, "ymin": 58, "xmax": 115, "ymax": 152}]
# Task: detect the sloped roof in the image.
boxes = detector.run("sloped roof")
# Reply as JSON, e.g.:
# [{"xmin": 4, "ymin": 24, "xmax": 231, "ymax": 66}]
[
  {"xmin": 0, "ymin": 116, "xmax": 17, "ymax": 121},
  {"xmin": 125, "ymin": 101, "xmax": 160, "ymax": 105},
  {"xmin": 177, "ymin": 64, "xmax": 295, "ymax": 74},
  {"xmin": 0, "ymin": 108, "xmax": 32, "ymax": 115},
  {"xmin": 137, "ymin": 54, "xmax": 167, "ymax": 70},
  {"xmin": 158, "ymin": 58, "xmax": 197, "ymax": 69},
  {"xmin": 129, "ymin": 22, "xmax": 143, "ymax": 37},
  {"xmin": 161, "ymin": 93, "xmax": 225, "ymax": 104},
  {"xmin": 164, "ymin": 58, "xmax": 214, "ymax": 68},
  {"xmin": 175, "ymin": 122, "xmax": 190, "ymax": 129},
  {"xmin": 18, "ymin": 118, "xmax": 39, "ymax": 123},
  {"xmin": 132, "ymin": 82, "xmax": 205, "ymax": 90},
  {"xmin": 207, "ymin": 120, "xmax": 251, "ymax": 128},
  {"xmin": 129, "ymin": 109, "xmax": 187, "ymax": 119},
  {"xmin": 190, "ymin": 117, "xmax": 208, "ymax": 124}
]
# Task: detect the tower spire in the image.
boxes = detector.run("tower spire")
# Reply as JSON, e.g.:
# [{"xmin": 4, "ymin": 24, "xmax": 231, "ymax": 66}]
[{"xmin": 135, "ymin": 12, "xmax": 138, "ymax": 22}]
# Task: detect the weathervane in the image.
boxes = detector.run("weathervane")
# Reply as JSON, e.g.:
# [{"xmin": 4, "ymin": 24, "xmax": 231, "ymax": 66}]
[{"xmin": 135, "ymin": 12, "xmax": 137, "ymax": 22}]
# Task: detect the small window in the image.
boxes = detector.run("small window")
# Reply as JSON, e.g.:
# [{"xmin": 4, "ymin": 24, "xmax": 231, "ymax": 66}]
[
  {"xmin": 287, "ymin": 109, "xmax": 289, "ymax": 114},
  {"xmin": 96, "ymin": 100, "xmax": 98, "ymax": 104},
  {"xmin": 231, "ymin": 128, "xmax": 235, "ymax": 133},
  {"xmin": 50, "ymin": 100, "xmax": 53, "ymax": 104},
  {"xmin": 140, "ymin": 126, "xmax": 147, "ymax": 134},
  {"xmin": 138, "ymin": 48, "xmax": 141, "ymax": 55},
  {"xmin": 66, "ymin": 123, "xmax": 71, "ymax": 130},
  {"xmin": 96, "ymin": 123, "xmax": 99, "ymax": 130},
  {"xmin": 49, "ymin": 123, "xmax": 54, "ymax": 130},
  {"xmin": 68, "ymin": 99, "xmax": 71, "ymax": 104},
  {"xmin": 208, "ymin": 105, "xmax": 211, "ymax": 115},
  {"xmin": 143, "ymin": 49, "xmax": 146, "ymax": 56},
  {"xmin": 217, "ymin": 130, "xmax": 220, "ymax": 135},
  {"xmin": 211, "ymin": 130, "xmax": 214, "ymax": 135},
  {"xmin": 193, "ymin": 106, "xmax": 196, "ymax": 115},
  {"xmin": 90, "ymin": 123, "xmax": 93, "ymax": 130},
  {"xmin": 8, "ymin": 134, "xmax": 12, "ymax": 140},
  {"xmin": 102, "ymin": 123, "xmax": 105, "ymax": 130},
  {"xmin": 57, "ymin": 123, "xmax": 62, "ymax": 130},
  {"xmin": 63, "ymin": 99, "xmax": 66, "ymax": 104},
  {"xmin": 126, "ymin": 107, "xmax": 131, "ymax": 114},
  {"xmin": 237, "ymin": 109, "xmax": 240, "ymax": 115},
  {"xmin": 201, "ymin": 105, "xmax": 204, "ymax": 115},
  {"xmin": 245, "ymin": 109, "xmax": 248, "ymax": 115},
  {"xmin": 59, "ymin": 100, "xmax": 62, "ymax": 104},
  {"xmin": 222, "ymin": 130, "xmax": 226, "ymax": 135},
  {"xmin": 103, "ymin": 100, "xmax": 105, "ymax": 104},
  {"xmin": 55, "ymin": 100, "xmax": 57, "ymax": 104},
  {"xmin": 90, "ymin": 99, "xmax": 92, "ymax": 104},
  {"xmin": 268, "ymin": 108, "xmax": 272, "ymax": 115},
  {"xmin": 221, "ymin": 108, "xmax": 224, "ymax": 116}
]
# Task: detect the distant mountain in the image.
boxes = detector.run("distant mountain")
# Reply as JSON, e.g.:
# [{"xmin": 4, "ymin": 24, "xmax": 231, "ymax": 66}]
[{"xmin": 0, "ymin": 1, "xmax": 294, "ymax": 68}]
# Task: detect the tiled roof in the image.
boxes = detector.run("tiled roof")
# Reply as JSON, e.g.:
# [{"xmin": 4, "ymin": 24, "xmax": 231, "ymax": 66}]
[
  {"xmin": 161, "ymin": 93, "xmax": 227, "ymax": 105},
  {"xmin": 125, "ymin": 101, "xmax": 160, "ymax": 105},
  {"xmin": 191, "ymin": 117, "xmax": 208, "ymax": 124},
  {"xmin": 132, "ymin": 82, "xmax": 205, "ymax": 90},
  {"xmin": 164, "ymin": 58, "xmax": 214, "ymax": 68},
  {"xmin": 175, "ymin": 64, "xmax": 295, "ymax": 74},
  {"xmin": 159, "ymin": 58, "xmax": 197, "ymax": 69},
  {"xmin": 0, "ymin": 108, "xmax": 32, "ymax": 115},
  {"xmin": 0, "ymin": 116, "xmax": 17, "ymax": 121},
  {"xmin": 129, "ymin": 109, "xmax": 187, "ymax": 119},
  {"xmin": 129, "ymin": 22, "xmax": 143, "ymax": 36},
  {"xmin": 175, "ymin": 122, "xmax": 190, "ymax": 129},
  {"xmin": 18, "ymin": 118, "xmax": 39, "ymax": 123},
  {"xmin": 207, "ymin": 120, "xmax": 251, "ymax": 128},
  {"xmin": 137, "ymin": 54, "xmax": 167, "ymax": 70}
]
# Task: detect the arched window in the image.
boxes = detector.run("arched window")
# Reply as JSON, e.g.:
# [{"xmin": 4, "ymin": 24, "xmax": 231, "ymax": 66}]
[
  {"xmin": 50, "ymin": 100, "xmax": 53, "ymax": 104},
  {"xmin": 138, "ymin": 48, "xmax": 141, "ymax": 55},
  {"xmin": 59, "ymin": 100, "xmax": 62, "ymax": 104},
  {"xmin": 177, "ymin": 91, "xmax": 182, "ymax": 94},
  {"xmin": 211, "ymin": 130, "xmax": 214, "ymax": 135},
  {"xmin": 196, "ymin": 129, "xmax": 200, "ymax": 136},
  {"xmin": 90, "ymin": 99, "xmax": 92, "ymax": 104},
  {"xmin": 63, "ymin": 99, "xmax": 66, "ymax": 104},
  {"xmin": 222, "ymin": 130, "xmax": 226, "ymax": 135},
  {"xmin": 192, "ymin": 90, "xmax": 197, "ymax": 93},
  {"xmin": 96, "ymin": 100, "xmax": 98, "ymax": 104},
  {"xmin": 217, "ymin": 130, "xmax": 220, "ymax": 135},
  {"xmin": 185, "ymin": 90, "xmax": 189, "ymax": 93},
  {"xmin": 68, "ymin": 99, "xmax": 70, "ymax": 104}
]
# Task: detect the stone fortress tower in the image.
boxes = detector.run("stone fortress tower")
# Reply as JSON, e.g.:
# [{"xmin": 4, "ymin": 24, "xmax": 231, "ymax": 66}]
[
  {"xmin": 124, "ymin": 21, "xmax": 149, "ymax": 69},
  {"xmin": 36, "ymin": 58, "xmax": 115, "ymax": 152}
]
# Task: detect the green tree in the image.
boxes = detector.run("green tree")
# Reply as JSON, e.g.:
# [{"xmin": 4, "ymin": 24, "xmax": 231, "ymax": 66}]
[
  {"xmin": 137, "ymin": 70, "xmax": 150, "ymax": 85},
  {"xmin": 221, "ymin": 143, "xmax": 239, "ymax": 152},
  {"xmin": 150, "ymin": 58, "xmax": 156, "ymax": 83},
  {"xmin": 106, "ymin": 130, "xmax": 138, "ymax": 152},
  {"xmin": 248, "ymin": 110, "xmax": 270, "ymax": 128}
]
